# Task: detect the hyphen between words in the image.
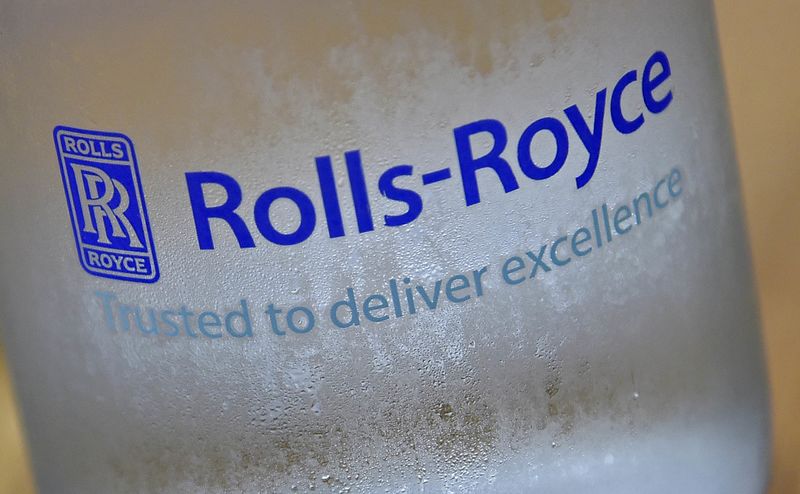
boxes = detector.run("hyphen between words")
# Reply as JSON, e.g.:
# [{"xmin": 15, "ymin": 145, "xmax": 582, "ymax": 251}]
[
  {"xmin": 184, "ymin": 50, "xmax": 674, "ymax": 249},
  {"xmin": 94, "ymin": 167, "xmax": 683, "ymax": 339}
]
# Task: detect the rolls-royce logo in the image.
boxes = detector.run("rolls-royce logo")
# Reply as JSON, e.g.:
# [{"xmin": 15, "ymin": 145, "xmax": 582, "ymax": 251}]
[{"xmin": 54, "ymin": 126, "xmax": 159, "ymax": 283}]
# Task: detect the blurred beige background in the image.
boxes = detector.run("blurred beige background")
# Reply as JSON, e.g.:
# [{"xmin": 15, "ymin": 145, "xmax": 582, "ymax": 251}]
[
  {"xmin": 1, "ymin": 1, "xmax": 798, "ymax": 492},
  {"xmin": 717, "ymin": 0, "xmax": 800, "ymax": 492},
  {"xmin": 718, "ymin": 0, "xmax": 800, "ymax": 491}
]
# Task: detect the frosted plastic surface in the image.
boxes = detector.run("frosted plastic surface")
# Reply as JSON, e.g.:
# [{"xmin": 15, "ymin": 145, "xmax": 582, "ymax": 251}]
[{"xmin": 0, "ymin": 1, "xmax": 769, "ymax": 492}]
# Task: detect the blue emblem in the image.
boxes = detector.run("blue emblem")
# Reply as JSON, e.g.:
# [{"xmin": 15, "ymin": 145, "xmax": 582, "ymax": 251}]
[{"xmin": 54, "ymin": 126, "xmax": 159, "ymax": 283}]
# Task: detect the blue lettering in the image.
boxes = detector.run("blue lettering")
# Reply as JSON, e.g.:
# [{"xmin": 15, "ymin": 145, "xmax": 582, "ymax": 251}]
[
  {"xmin": 610, "ymin": 70, "xmax": 644, "ymax": 134},
  {"xmin": 565, "ymin": 89, "xmax": 607, "ymax": 189},
  {"xmin": 378, "ymin": 165, "xmax": 423, "ymax": 227},
  {"xmin": 185, "ymin": 171, "xmax": 255, "ymax": 250},
  {"xmin": 198, "ymin": 311, "xmax": 223, "ymax": 339},
  {"xmin": 550, "ymin": 236, "xmax": 571, "ymax": 266},
  {"xmin": 287, "ymin": 306, "xmax": 315, "ymax": 334},
  {"xmin": 331, "ymin": 288, "xmax": 360, "ymax": 329},
  {"xmin": 253, "ymin": 187, "xmax": 316, "ymax": 246},
  {"xmin": 643, "ymin": 51, "xmax": 673, "ymax": 114},
  {"xmin": 517, "ymin": 117, "xmax": 569, "ymax": 181},
  {"xmin": 225, "ymin": 300, "xmax": 253, "ymax": 337},
  {"xmin": 184, "ymin": 51, "xmax": 674, "ymax": 250},
  {"xmin": 345, "ymin": 150, "xmax": 375, "ymax": 233},
  {"xmin": 454, "ymin": 119, "xmax": 520, "ymax": 206},
  {"xmin": 502, "ymin": 256, "xmax": 526, "ymax": 285},
  {"xmin": 315, "ymin": 155, "xmax": 346, "ymax": 238}
]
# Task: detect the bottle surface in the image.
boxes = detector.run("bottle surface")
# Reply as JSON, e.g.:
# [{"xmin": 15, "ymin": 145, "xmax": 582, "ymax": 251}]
[{"xmin": 0, "ymin": 1, "xmax": 770, "ymax": 493}]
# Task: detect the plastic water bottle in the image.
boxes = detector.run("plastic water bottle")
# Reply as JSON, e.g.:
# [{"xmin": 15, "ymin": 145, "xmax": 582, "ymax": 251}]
[{"xmin": 0, "ymin": 1, "xmax": 770, "ymax": 492}]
